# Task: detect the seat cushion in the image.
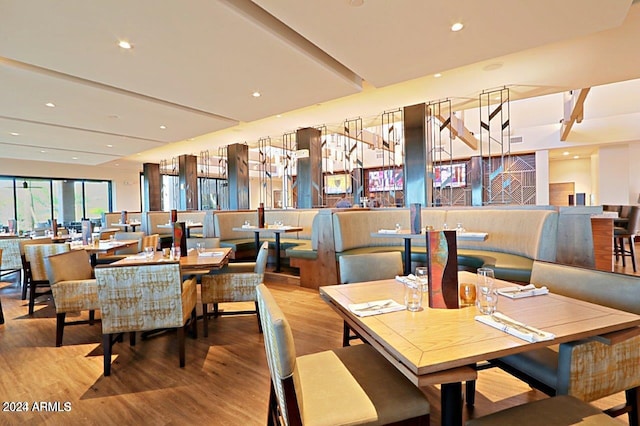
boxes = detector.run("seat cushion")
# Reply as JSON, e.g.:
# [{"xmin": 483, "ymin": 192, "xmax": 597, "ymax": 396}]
[
  {"xmin": 466, "ymin": 395, "xmax": 619, "ymax": 426},
  {"xmin": 497, "ymin": 346, "xmax": 559, "ymax": 390},
  {"xmin": 219, "ymin": 238, "xmax": 256, "ymax": 253},
  {"xmin": 296, "ymin": 344, "xmax": 430, "ymax": 426}
]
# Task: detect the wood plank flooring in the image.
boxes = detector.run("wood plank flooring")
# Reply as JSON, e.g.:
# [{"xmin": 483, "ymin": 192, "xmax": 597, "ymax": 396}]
[{"xmin": 1, "ymin": 250, "xmax": 637, "ymax": 425}]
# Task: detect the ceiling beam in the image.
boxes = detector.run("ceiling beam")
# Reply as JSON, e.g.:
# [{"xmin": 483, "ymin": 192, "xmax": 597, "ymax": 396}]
[
  {"xmin": 433, "ymin": 112, "xmax": 478, "ymax": 150},
  {"xmin": 561, "ymin": 88, "xmax": 591, "ymax": 141}
]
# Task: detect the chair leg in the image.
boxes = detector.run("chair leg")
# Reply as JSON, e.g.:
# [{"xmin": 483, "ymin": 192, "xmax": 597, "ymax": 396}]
[
  {"xmin": 621, "ymin": 238, "xmax": 627, "ymax": 267},
  {"xmin": 213, "ymin": 302, "xmax": 219, "ymax": 318},
  {"xmin": 626, "ymin": 387, "xmax": 639, "ymax": 426},
  {"xmin": 465, "ymin": 380, "xmax": 476, "ymax": 406},
  {"xmin": 28, "ymin": 281, "xmax": 37, "ymax": 315},
  {"xmin": 203, "ymin": 303, "xmax": 209, "ymax": 337},
  {"xmin": 21, "ymin": 271, "xmax": 28, "ymax": 300},
  {"xmin": 103, "ymin": 334, "xmax": 112, "ymax": 377},
  {"xmin": 89, "ymin": 310, "xmax": 95, "ymax": 326},
  {"xmin": 55, "ymin": 313, "xmax": 66, "ymax": 347},
  {"xmin": 629, "ymin": 236, "xmax": 637, "ymax": 272},
  {"xmin": 129, "ymin": 332, "xmax": 136, "ymax": 346},
  {"xmin": 255, "ymin": 301, "xmax": 263, "ymax": 334},
  {"xmin": 342, "ymin": 321, "xmax": 351, "ymax": 347},
  {"xmin": 0, "ymin": 298, "xmax": 4, "ymax": 325},
  {"xmin": 190, "ymin": 308, "xmax": 198, "ymax": 339},
  {"xmin": 178, "ymin": 326, "xmax": 186, "ymax": 368},
  {"xmin": 267, "ymin": 381, "xmax": 280, "ymax": 426}
]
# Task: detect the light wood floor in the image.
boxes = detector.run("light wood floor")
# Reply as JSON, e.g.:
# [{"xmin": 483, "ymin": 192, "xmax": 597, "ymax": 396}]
[{"xmin": 1, "ymin": 250, "xmax": 637, "ymax": 425}]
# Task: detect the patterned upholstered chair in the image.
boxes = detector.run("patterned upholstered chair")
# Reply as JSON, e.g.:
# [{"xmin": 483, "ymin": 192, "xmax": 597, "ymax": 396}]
[
  {"xmin": 142, "ymin": 233, "xmax": 160, "ymax": 252},
  {"xmin": 94, "ymin": 262, "xmax": 197, "ymax": 376},
  {"xmin": 18, "ymin": 237, "xmax": 53, "ymax": 300},
  {"xmin": 44, "ymin": 250, "xmax": 99, "ymax": 346},
  {"xmin": 338, "ymin": 252, "xmax": 403, "ymax": 346},
  {"xmin": 0, "ymin": 238, "xmax": 24, "ymax": 297},
  {"xmin": 24, "ymin": 243, "xmax": 70, "ymax": 315},
  {"xmin": 256, "ymin": 284, "xmax": 430, "ymax": 426},
  {"xmin": 200, "ymin": 241, "xmax": 268, "ymax": 337}
]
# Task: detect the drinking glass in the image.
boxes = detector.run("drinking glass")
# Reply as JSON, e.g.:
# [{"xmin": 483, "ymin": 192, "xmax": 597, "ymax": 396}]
[
  {"xmin": 476, "ymin": 267, "xmax": 497, "ymax": 314},
  {"xmin": 459, "ymin": 282, "xmax": 476, "ymax": 307},
  {"xmin": 404, "ymin": 280, "xmax": 423, "ymax": 312},
  {"xmin": 415, "ymin": 266, "xmax": 429, "ymax": 294},
  {"xmin": 196, "ymin": 242, "xmax": 204, "ymax": 255},
  {"xmin": 171, "ymin": 246, "xmax": 181, "ymax": 260},
  {"xmin": 144, "ymin": 246, "xmax": 155, "ymax": 260}
]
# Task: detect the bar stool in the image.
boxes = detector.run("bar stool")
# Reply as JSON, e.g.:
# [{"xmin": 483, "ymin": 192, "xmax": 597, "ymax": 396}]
[{"xmin": 614, "ymin": 205, "xmax": 640, "ymax": 272}]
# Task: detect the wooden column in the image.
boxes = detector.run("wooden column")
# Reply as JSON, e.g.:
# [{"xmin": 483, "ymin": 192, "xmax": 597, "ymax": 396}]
[
  {"xmin": 143, "ymin": 163, "xmax": 162, "ymax": 211},
  {"xmin": 296, "ymin": 127, "xmax": 322, "ymax": 209},
  {"xmin": 227, "ymin": 144, "xmax": 249, "ymax": 210},
  {"xmin": 591, "ymin": 217, "xmax": 614, "ymax": 272},
  {"xmin": 404, "ymin": 103, "xmax": 428, "ymax": 207},
  {"xmin": 178, "ymin": 154, "xmax": 198, "ymax": 210}
]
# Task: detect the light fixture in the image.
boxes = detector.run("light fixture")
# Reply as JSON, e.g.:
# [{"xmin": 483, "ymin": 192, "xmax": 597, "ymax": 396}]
[
  {"xmin": 118, "ymin": 40, "xmax": 132, "ymax": 49},
  {"xmin": 347, "ymin": 0, "xmax": 364, "ymax": 6},
  {"xmin": 252, "ymin": 91, "xmax": 261, "ymax": 98},
  {"xmin": 434, "ymin": 73, "xmax": 442, "ymax": 78},
  {"xmin": 573, "ymin": 155, "xmax": 579, "ymax": 159},
  {"xmin": 40, "ymin": 150, "xmax": 46, "ymax": 153},
  {"xmin": 563, "ymin": 151, "xmax": 570, "ymax": 156},
  {"xmin": 72, "ymin": 157, "xmax": 78, "ymax": 160},
  {"xmin": 160, "ymin": 125, "xmax": 167, "ymax": 129},
  {"xmin": 10, "ymin": 132, "xmax": 19, "ymax": 136},
  {"xmin": 107, "ymin": 144, "xmax": 113, "ymax": 148},
  {"xmin": 45, "ymin": 102, "xmax": 55, "ymax": 108},
  {"xmin": 451, "ymin": 22, "xmax": 464, "ymax": 32},
  {"xmin": 22, "ymin": 181, "xmax": 28, "ymax": 189}
]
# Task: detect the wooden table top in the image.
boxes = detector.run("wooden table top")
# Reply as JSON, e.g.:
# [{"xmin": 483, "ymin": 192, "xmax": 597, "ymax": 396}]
[
  {"xmin": 320, "ymin": 271, "xmax": 640, "ymax": 382},
  {"xmin": 71, "ymin": 239, "xmax": 140, "ymax": 254},
  {"xmin": 109, "ymin": 247, "xmax": 232, "ymax": 272},
  {"xmin": 371, "ymin": 230, "xmax": 489, "ymax": 241},
  {"xmin": 232, "ymin": 226, "xmax": 303, "ymax": 233}
]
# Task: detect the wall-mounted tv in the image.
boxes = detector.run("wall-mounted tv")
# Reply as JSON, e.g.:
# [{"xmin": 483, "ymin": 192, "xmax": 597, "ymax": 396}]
[
  {"xmin": 434, "ymin": 163, "xmax": 466, "ymax": 188},
  {"xmin": 324, "ymin": 174, "xmax": 352, "ymax": 194},
  {"xmin": 368, "ymin": 169, "xmax": 403, "ymax": 192}
]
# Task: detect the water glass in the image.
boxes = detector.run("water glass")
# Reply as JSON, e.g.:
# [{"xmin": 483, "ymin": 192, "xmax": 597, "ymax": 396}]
[
  {"xmin": 171, "ymin": 246, "xmax": 181, "ymax": 260},
  {"xmin": 144, "ymin": 246, "xmax": 155, "ymax": 260},
  {"xmin": 415, "ymin": 266, "xmax": 429, "ymax": 293},
  {"xmin": 404, "ymin": 281, "xmax": 423, "ymax": 312},
  {"xmin": 196, "ymin": 242, "xmax": 204, "ymax": 255},
  {"xmin": 395, "ymin": 223, "xmax": 402, "ymax": 232},
  {"xmin": 476, "ymin": 267, "xmax": 497, "ymax": 315}
]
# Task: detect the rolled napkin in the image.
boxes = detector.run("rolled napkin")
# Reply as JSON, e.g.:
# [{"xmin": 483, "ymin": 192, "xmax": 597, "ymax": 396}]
[
  {"xmin": 198, "ymin": 251, "xmax": 225, "ymax": 257},
  {"xmin": 395, "ymin": 274, "xmax": 417, "ymax": 285},
  {"xmin": 378, "ymin": 229, "xmax": 398, "ymax": 234},
  {"xmin": 348, "ymin": 299, "xmax": 406, "ymax": 317},
  {"xmin": 475, "ymin": 312, "xmax": 555, "ymax": 342},
  {"xmin": 241, "ymin": 224, "xmax": 255, "ymax": 229},
  {"xmin": 498, "ymin": 284, "xmax": 549, "ymax": 299}
]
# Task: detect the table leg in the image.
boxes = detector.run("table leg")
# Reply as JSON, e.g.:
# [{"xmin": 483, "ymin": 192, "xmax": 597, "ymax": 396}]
[
  {"xmin": 404, "ymin": 239, "xmax": 412, "ymax": 275},
  {"xmin": 441, "ymin": 382, "xmax": 463, "ymax": 426},
  {"xmin": 275, "ymin": 232, "xmax": 281, "ymax": 273},
  {"xmin": 90, "ymin": 253, "xmax": 97, "ymax": 268}
]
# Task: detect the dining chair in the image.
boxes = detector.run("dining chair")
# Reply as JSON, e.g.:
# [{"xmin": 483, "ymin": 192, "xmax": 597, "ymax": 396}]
[
  {"xmin": 200, "ymin": 241, "xmax": 268, "ymax": 337},
  {"xmin": 466, "ymin": 395, "xmax": 620, "ymax": 426},
  {"xmin": 186, "ymin": 237, "xmax": 220, "ymax": 250},
  {"xmin": 44, "ymin": 250, "xmax": 99, "ymax": 346},
  {"xmin": 614, "ymin": 205, "xmax": 640, "ymax": 272},
  {"xmin": 24, "ymin": 243, "xmax": 71, "ymax": 315},
  {"xmin": 338, "ymin": 252, "xmax": 403, "ymax": 346},
  {"xmin": 94, "ymin": 262, "xmax": 197, "ymax": 376},
  {"xmin": 142, "ymin": 233, "xmax": 160, "ymax": 251},
  {"xmin": 18, "ymin": 237, "xmax": 53, "ymax": 300},
  {"xmin": 256, "ymin": 283, "xmax": 430, "ymax": 426},
  {"xmin": 0, "ymin": 238, "xmax": 25, "ymax": 297}
]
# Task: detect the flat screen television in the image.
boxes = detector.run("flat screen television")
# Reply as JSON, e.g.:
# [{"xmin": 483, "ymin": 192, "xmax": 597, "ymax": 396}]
[
  {"xmin": 324, "ymin": 174, "xmax": 352, "ymax": 194},
  {"xmin": 368, "ymin": 169, "xmax": 403, "ymax": 192},
  {"xmin": 434, "ymin": 163, "xmax": 466, "ymax": 188}
]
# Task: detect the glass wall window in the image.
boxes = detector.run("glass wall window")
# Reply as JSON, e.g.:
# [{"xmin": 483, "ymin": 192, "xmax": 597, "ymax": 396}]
[{"xmin": 0, "ymin": 176, "xmax": 112, "ymax": 233}]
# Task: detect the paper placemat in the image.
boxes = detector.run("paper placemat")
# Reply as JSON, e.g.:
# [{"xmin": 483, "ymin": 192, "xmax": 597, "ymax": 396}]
[
  {"xmin": 475, "ymin": 312, "xmax": 555, "ymax": 342},
  {"xmin": 348, "ymin": 299, "xmax": 406, "ymax": 317}
]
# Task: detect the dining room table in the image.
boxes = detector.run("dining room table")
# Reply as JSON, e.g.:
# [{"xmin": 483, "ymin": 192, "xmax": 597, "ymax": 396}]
[
  {"xmin": 110, "ymin": 247, "xmax": 232, "ymax": 274},
  {"xmin": 319, "ymin": 271, "xmax": 640, "ymax": 426},
  {"xmin": 232, "ymin": 225, "xmax": 303, "ymax": 272},
  {"xmin": 71, "ymin": 239, "xmax": 141, "ymax": 266},
  {"xmin": 370, "ymin": 229, "xmax": 489, "ymax": 275},
  {"xmin": 157, "ymin": 221, "xmax": 203, "ymax": 238},
  {"xmin": 110, "ymin": 221, "xmax": 142, "ymax": 232}
]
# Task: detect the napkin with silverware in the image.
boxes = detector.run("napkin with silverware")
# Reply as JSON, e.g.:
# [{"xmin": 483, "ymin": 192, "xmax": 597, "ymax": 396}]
[
  {"xmin": 395, "ymin": 275, "xmax": 417, "ymax": 285},
  {"xmin": 348, "ymin": 299, "xmax": 406, "ymax": 317},
  {"xmin": 498, "ymin": 284, "xmax": 549, "ymax": 299},
  {"xmin": 475, "ymin": 312, "xmax": 555, "ymax": 342}
]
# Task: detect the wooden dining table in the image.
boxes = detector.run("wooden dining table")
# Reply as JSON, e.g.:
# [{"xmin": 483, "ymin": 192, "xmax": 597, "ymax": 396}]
[
  {"xmin": 320, "ymin": 271, "xmax": 640, "ymax": 426},
  {"xmin": 232, "ymin": 225, "xmax": 303, "ymax": 272},
  {"xmin": 110, "ymin": 247, "xmax": 232, "ymax": 274},
  {"xmin": 71, "ymin": 239, "xmax": 140, "ymax": 266}
]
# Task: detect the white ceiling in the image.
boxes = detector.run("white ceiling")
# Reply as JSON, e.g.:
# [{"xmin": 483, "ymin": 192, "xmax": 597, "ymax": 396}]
[{"xmin": 0, "ymin": 0, "xmax": 639, "ymax": 168}]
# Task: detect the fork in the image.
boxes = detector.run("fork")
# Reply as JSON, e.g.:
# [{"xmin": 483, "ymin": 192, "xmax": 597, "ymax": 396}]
[
  {"xmin": 355, "ymin": 301, "xmax": 393, "ymax": 311},
  {"xmin": 491, "ymin": 313, "xmax": 546, "ymax": 337}
]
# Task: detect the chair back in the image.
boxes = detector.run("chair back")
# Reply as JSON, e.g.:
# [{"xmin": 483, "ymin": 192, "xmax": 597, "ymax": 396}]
[
  {"xmin": 339, "ymin": 252, "xmax": 403, "ymax": 284},
  {"xmin": 95, "ymin": 263, "xmax": 191, "ymax": 334},
  {"xmin": 256, "ymin": 284, "xmax": 299, "ymax": 426},
  {"xmin": 0, "ymin": 238, "xmax": 24, "ymax": 271},
  {"xmin": 255, "ymin": 241, "xmax": 269, "ymax": 274},
  {"xmin": 626, "ymin": 206, "xmax": 640, "ymax": 235},
  {"xmin": 44, "ymin": 250, "xmax": 93, "ymax": 284},
  {"xmin": 186, "ymin": 237, "xmax": 220, "ymax": 250},
  {"xmin": 24, "ymin": 243, "xmax": 71, "ymax": 282},
  {"xmin": 114, "ymin": 231, "xmax": 144, "ymax": 254},
  {"xmin": 142, "ymin": 233, "xmax": 159, "ymax": 251}
]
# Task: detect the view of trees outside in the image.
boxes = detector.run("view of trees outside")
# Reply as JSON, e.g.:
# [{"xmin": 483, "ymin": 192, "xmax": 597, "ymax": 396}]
[{"xmin": 0, "ymin": 176, "xmax": 111, "ymax": 233}]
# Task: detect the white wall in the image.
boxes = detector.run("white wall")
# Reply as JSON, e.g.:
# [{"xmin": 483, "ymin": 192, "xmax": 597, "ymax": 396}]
[
  {"xmin": 549, "ymin": 157, "xmax": 592, "ymax": 203},
  {"xmin": 535, "ymin": 150, "xmax": 550, "ymax": 205},
  {"xmin": 596, "ymin": 145, "xmax": 631, "ymax": 205},
  {"xmin": 0, "ymin": 158, "xmax": 142, "ymax": 211}
]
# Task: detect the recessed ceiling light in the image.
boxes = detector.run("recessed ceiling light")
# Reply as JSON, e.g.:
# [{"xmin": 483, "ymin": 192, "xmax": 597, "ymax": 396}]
[
  {"xmin": 45, "ymin": 102, "xmax": 56, "ymax": 108},
  {"xmin": 10, "ymin": 132, "xmax": 19, "ymax": 136},
  {"xmin": 160, "ymin": 125, "xmax": 167, "ymax": 129},
  {"xmin": 434, "ymin": 73, "xmax": 442, "ymax": 78},
  {"xmin": 563, "ymin": 151, "xmax": 570, "ymax": 156},
  {"xmin": 115, "ymin": 163, "xmax": 119, "ymax": 166},
  {"xmin": 347, "ymin": 0, "xmax": 364, "ymax": 6},
  {"xmin": 451, "ymin": 22, "xmax": 464, "ymax": 32},
  {"xmin": 276, "ymin": 114, "xmax": 282, "ymax": 118},
  {"xmin": 107, "ymin": 144, "xmax": 113, "ymax": 147},
  {"xmin": 72, "ymin": 157, "xmax": 78, "ymax": 160},
  {"xmin": 40, "ymin": 150, "xmax": 46, "ymax": 153},
  {"xmin": 252, "ymin": 91, "xmax": 261, "ymax": 98},
  {"xmin": 573, "ymin": 155, "xmax": 580, "ymax": 159},
  {"xmin": 118, "ymin": 40, "xmax": 132, "ymax": 49}
]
